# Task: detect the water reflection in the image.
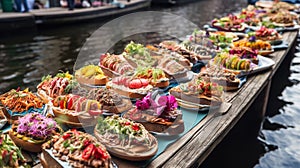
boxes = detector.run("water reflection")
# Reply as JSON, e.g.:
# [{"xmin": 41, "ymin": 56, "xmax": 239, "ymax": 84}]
[
  {"xmin": 255, "ymin": 54, "xmax": 300, "ymax": 168},
  {"xmin": 1, "ymin": 0, "xmax": 299, "ymax": 167}
]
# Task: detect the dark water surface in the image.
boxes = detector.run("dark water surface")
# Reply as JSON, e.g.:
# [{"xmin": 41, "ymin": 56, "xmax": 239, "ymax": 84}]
[{"xmin": 1, "ymin": 0, "xmax": 300, "ymax": 167}]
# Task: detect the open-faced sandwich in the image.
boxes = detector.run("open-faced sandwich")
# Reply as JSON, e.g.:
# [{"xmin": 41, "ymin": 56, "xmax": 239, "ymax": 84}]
[
  {"xmin": 229, "ymin": 46, "xmax": 259, "ymax": 64},
  {"xmin": 0, "ymin": 88, "xmax": 44, "ymax": 121},
  {"xmin": 232, "ymin": 37, "xmax": 273, "ymax": 56},
  {"xmin": 239, "ymin": 8, "xmax": 261, "ymax": 26},
  {"xmin": 41, "ymin": 129, "xmax": 112, "ymax": 168},
  {"xmin": 146, "ymin": 44, "xmax": 192, "ymax": 70},
  {"xmin": 37, "ymin": 71, "xmax": 76, "ymax": 103},
  {"xmin": 188, "ymin": 29, "xmax": 239, "ymax": 49},
  {"xmin": 208, "ymin": 31, "xmax": 239, "ymax": 48},
  {"xmin": 99, "ymin": 53, "xmax": 134, "ymax": 78},
  {"xmin": 157, "ymin": 56, "xmax": 189, "ymax": 80},
  {"xmin": 133, "ymin": 67, "xmax": 169, "ymax": 88},
  {"xmin": 159, "ymin": 40, "xmax": 214, "ymax": 63},
  {"xmin": 94, "ymin": 115, "xmax": 158, "ymax": 161},
  {"xmin": 269, "ymin": 10, "xmax": 297, "ymax": 27},
  {"xmin": 252, "ymin": 26, "xmax": 282, "ymax": 43},
  {"xmin": 256, "ymin": 1, "xmax": 298, "ymax": 11},
  {"xmin": 169, "ymin": 77, "xmax": 223, "ymax": 106},
  {"xmin": 123, "ymin": 93, "xmax": 184, "ymax": 135},
  {"xmin": 85, "ymin": 88, "xmax": 133, "ymax": 114},
  {"xmin": 198, "ymin": 66, "xmax": 241, "ymax": 91},
  {"xmin": 122, "ymin": 41, "xmax": 157, "ymax": 68},
  {"xmin": 9, "ymin": 113, "xmax": 61, "ymax": 153},
  {"xmin": 210, "ymin": 52, "xmax": 252, "ymax": 73},
  {"xmin": 106, "ymin": 76, "xmax": 153, "ymax": 99},
  {"xmin": 51, "ymin": 94, "xmax": 102, "ymax": 127},
  {"xmin": 211, "ymin": 14, "xmax": 246, "ymax": 32},
  {"xmin": 75, "ymin": 65, "xmax": 108, "ymax": 86},
  {"xmin": 0, "ymin": 134, "xmax": 29, "ymax": 168}
]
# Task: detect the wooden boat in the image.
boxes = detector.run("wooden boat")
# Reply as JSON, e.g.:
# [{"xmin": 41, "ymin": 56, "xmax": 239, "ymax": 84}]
[{"xmin": 151, "ymin": 0, "xmax": 198, "ymax": 5}]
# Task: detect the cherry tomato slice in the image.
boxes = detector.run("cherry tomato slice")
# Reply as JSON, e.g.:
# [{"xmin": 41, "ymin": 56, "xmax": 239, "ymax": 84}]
[{"xmin": 82, "ymin": 144, "xmax": 95, "ymax": 160}]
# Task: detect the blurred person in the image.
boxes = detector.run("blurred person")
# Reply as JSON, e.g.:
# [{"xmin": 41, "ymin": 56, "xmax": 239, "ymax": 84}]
[
  {"xmin": 60, "ymin": 0, "xmax": 68, "ymax": 7},
  {"xmin": 15, "ymin": 0, "xmax": 29, "ymax": 12},
  {"xmin": 74, "ymin": 0, "xmax": 82, "ymax": 8},
  {"xmin": 67, "ymin": 0, "xmax": 75, "ymax": 10},
  {"xmin": 92, "ymin": 0, "xmax": 102, "ymax": 7},
  {"xmin": 82, "ymin": 0, "xmax": 91, "ymax": 7},
  {"xmin": 26, "ymin": 0, "xmax": 34, "ymax": 10},
  {"xmin": 33, "ymin": 0, "xmax": 44, "ymax": 9}
]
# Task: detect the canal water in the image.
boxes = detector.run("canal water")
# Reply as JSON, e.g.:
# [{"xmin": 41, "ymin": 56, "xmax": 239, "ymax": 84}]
[{"xmin": 0, "ymin": 0, "xmax": 299, "ymax": 167}]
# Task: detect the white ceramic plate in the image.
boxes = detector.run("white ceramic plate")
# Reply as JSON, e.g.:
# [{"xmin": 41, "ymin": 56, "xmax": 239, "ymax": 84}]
[{"xmin": 238, "ymin": 55, "xmax": 275, "ymax": 76}]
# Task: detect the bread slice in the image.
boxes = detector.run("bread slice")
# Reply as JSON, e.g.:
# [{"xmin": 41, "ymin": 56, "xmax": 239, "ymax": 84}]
[
  {"xmin": 169, "ymin": 88, "xmax": 222, "ymax": 105},
  {"xmin": 123, "ymin": 108, "xmax": 184, "ymax": 135}
]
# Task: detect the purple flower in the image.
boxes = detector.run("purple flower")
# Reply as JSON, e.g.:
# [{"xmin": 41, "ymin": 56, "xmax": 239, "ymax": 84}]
[
  {"xmin": 16, "ymin": 112, "xmax": 57, "ymax": 139},
  {"xmin": 157, "ymin": 95, "xmax": 178, "ymax": 116},
  {"xmin": 136, "ymin": 92, "xmax": 158, "ymax": 110},
  {"xmin": 249, "ymin": 36, "xmax": 256, "ymax": 42},
  {"xmin": 166, "ymin": 95, "xmax": 178, "ymax": 111},
  {"xmin": 136, "ymin": 93, "xmax": 178, "ymax": 116},
  {"xmin": 136, "ymin": 99, "xmax": 151, "ymax": 110}
]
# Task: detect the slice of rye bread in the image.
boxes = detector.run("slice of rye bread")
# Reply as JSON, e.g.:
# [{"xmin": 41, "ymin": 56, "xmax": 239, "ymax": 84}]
[
  {"xmin": 122, "ymin": 110, "xmax": 185, "ymax": 135},
  {"xmin": 102, "ymin": 99, "xmax": 132, "ymax": 114},
  {"xmin": 169, "ymin": 89, "xmax": 222, "ymax": 105},
  {"xmin": 151, "ymin": 80, "xmax": 169, "ymax": 88}
]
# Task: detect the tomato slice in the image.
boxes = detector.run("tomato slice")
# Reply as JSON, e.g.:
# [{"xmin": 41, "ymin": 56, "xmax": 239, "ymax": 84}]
[
  {"xmin": 67, "ymin": 97, "xmax": 73, "ymax": 110},
  {"xmin": 94, "ymin": 147, "xmax": 108, "ymax": 159},
  {"xmin": 82, "ymin": 144, "xmax": 95, "ymax": 160},
  {"xmin": 62, "ymin": 133, "xmax": 71, "ymax": 140}
]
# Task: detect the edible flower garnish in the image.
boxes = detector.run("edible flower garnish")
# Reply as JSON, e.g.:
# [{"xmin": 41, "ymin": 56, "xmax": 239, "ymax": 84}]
[
  {"xmin": 136, "ymin": 93, "xmax": 155, "ymax": 110},
  {"xmin": 249, "ymin": 36, "xmax": 256, "ymax": 42},
  {"xmin": 157, "ymin": 95, "xmax": 178, "ymax": 115},
  {"xmin": 136, "ymin": 93, "xmax": 178, "ymax": 116},
  {"xmin": 17, "ymin": 113, "xmax": 57, "ymax": 140}
]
